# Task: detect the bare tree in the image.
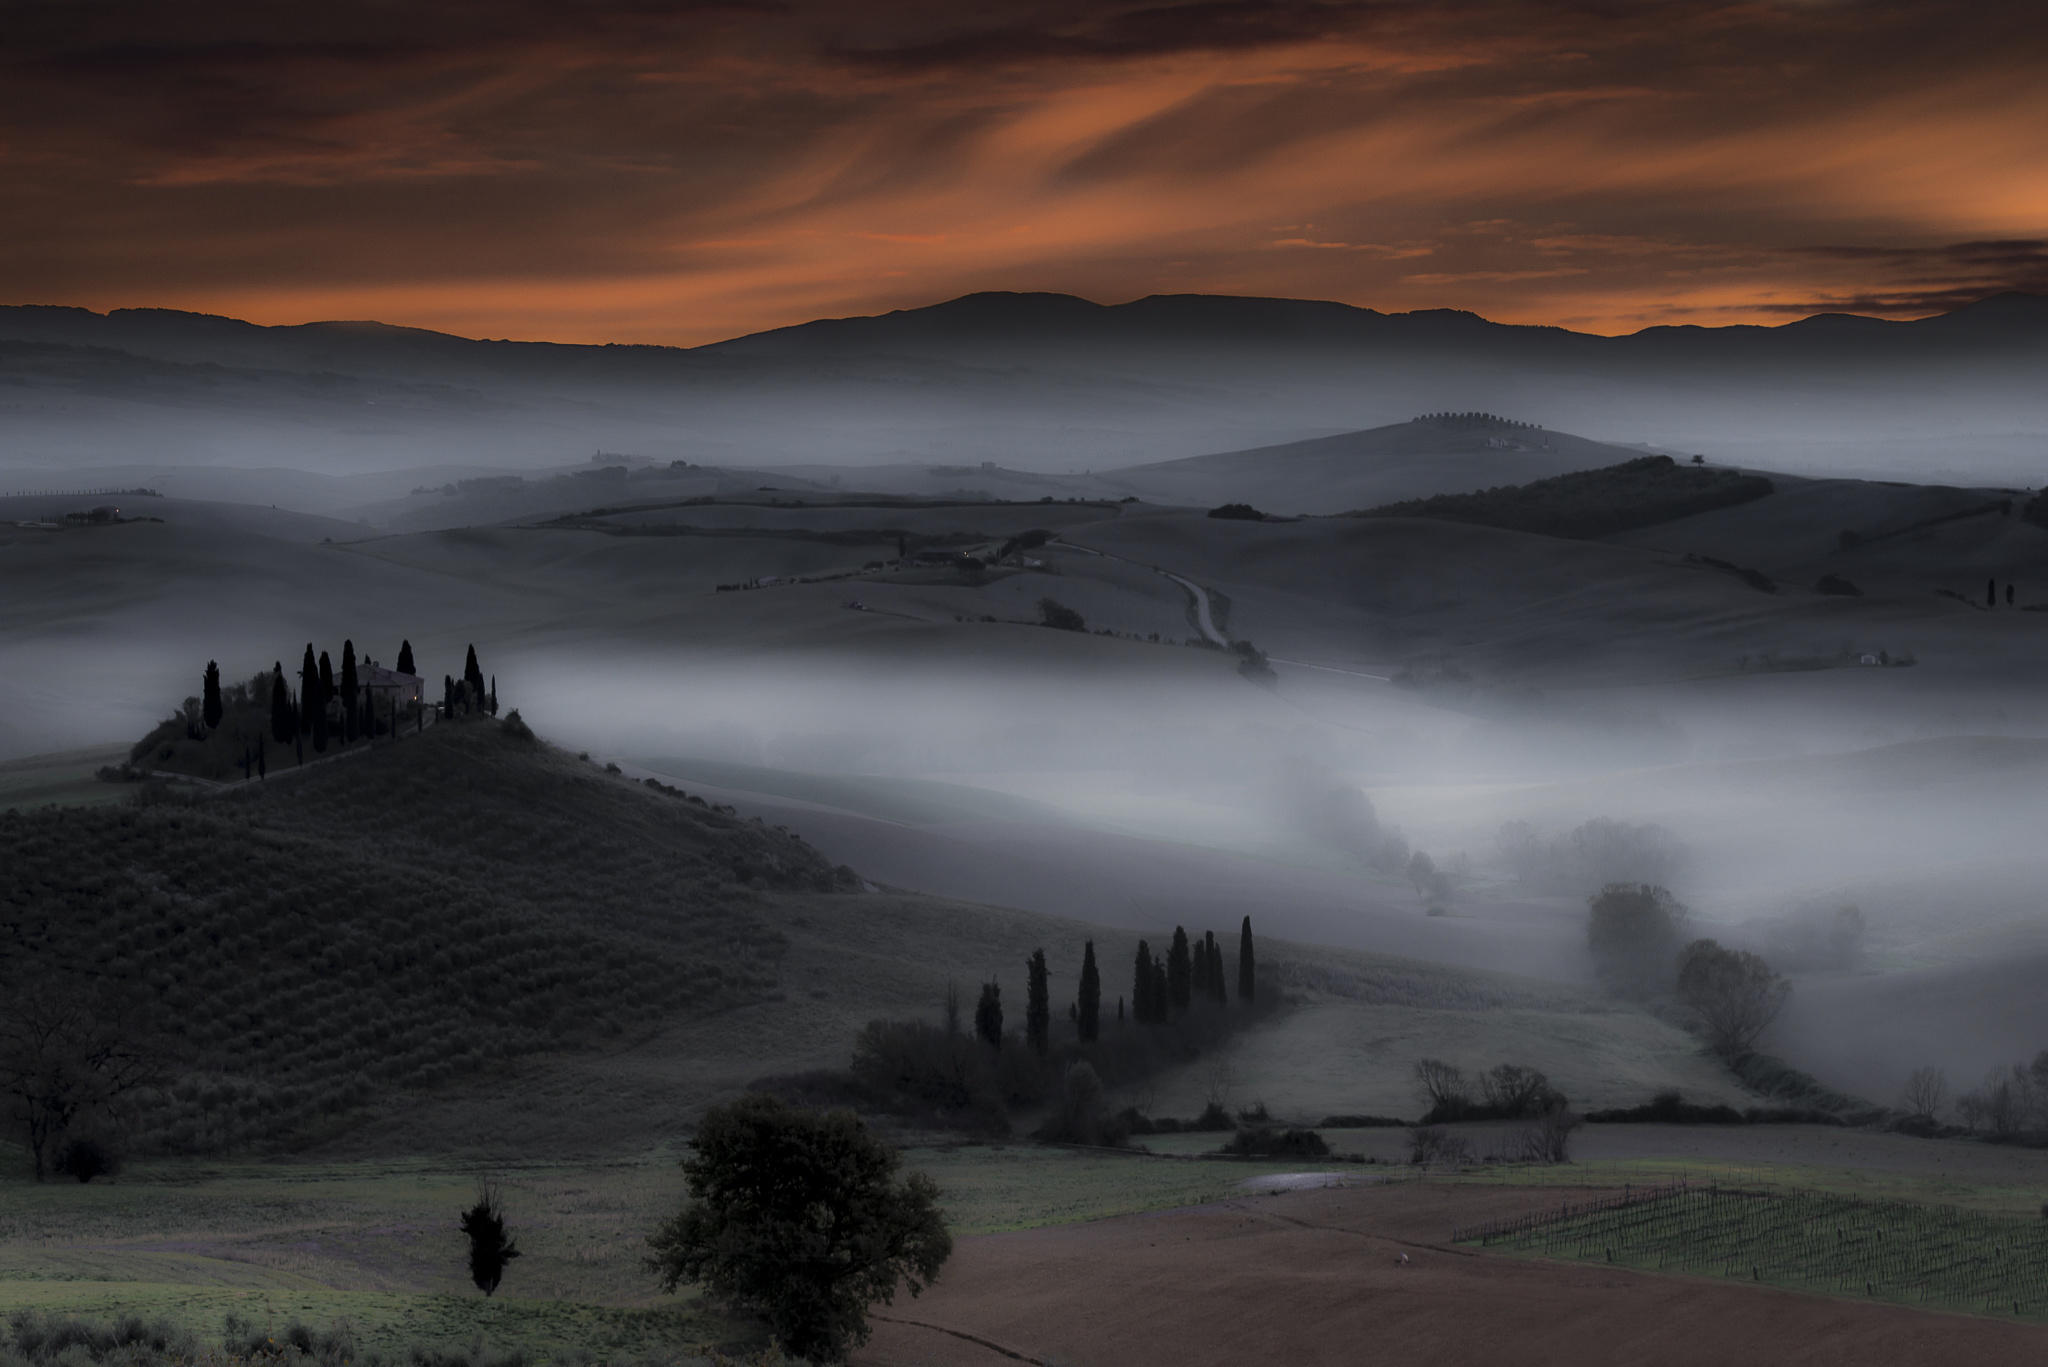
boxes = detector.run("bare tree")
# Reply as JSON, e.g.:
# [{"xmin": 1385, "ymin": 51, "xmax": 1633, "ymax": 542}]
[
  {"xmin": 0, "ymin": 977, "xmax": 162, "ymax": 1180},
  {"xmin": 1508, "ymin": 1108, "xmax": 1581, "ymax": 1163},
  {"xmin": 1674, "ymin": 939, "xmax": 1788, "ymax": 1057},
  {"xmin": 1899, "ymin": 1066, "xmax": 1948, "ymax": 1121},
  {"xmin": 1481, "ymin": 1064, "xmax": 1561, "ymax": 1118},
  {"xmin": 1958, "ymin": 1065, "xmax": 2034, "ymax": 1138},
  {"xmin": 1413, "ymin": 1058, "xmax": 1469, "ymax": 1119}
]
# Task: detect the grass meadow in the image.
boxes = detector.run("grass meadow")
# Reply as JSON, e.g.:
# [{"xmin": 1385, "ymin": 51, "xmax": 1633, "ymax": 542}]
[{"xmin": 0, "ymin": 1139, "xmax": 1361, "ymax": 1362}]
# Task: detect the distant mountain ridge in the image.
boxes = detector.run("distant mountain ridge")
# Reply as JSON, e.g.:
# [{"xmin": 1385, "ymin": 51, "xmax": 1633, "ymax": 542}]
[
  {"xmin": 1, "ymin": 290, "xmax": 2044, "ymax": 482},
  {"xmin": 5, "ymin": 288, "xmax": 2045, "ymax": 371}
]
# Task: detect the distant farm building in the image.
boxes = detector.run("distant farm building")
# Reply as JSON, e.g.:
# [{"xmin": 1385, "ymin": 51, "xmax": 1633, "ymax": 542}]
[{"xmin": 361, "ymin": 660, "xmax": 424, "ymax": 706}]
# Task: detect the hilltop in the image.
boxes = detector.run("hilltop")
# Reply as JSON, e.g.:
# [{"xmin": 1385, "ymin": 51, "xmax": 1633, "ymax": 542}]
[
  {"xmin": 0, "ymin": 718, "xmax": 852, "ymax": 1154},
  {"xmin": 1096, "ymin": 413, "xmax": 1659, "ymax": 515}
]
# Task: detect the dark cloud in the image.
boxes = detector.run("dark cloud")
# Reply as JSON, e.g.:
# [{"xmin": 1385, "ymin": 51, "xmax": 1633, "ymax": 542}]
[
  {"xmin": 1758, "ymin": 240, "xmax": 2048, "ymax": 316},
  {"xmin": 826, "ymin": 1, "xmax": 1364, "ymax": 69}
]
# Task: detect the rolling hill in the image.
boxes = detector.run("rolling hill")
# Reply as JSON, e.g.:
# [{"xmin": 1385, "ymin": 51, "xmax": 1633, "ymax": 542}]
[
  {"xmin": 1096, "ymin": 414, "xmax": 1671, "ymax": 515},
  {"xmin": 0, "ymin": 716, "xmax": 1756, "ymax": 1165}
]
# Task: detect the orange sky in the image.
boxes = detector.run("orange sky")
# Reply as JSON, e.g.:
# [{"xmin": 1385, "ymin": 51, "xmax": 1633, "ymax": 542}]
[{"xmin": 4, "ymin": 1, "xmax": 2045, "ymax": 344}]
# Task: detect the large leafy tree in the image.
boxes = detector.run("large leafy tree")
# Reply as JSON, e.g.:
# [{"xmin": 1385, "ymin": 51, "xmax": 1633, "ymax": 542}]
[
  {"xmin": 1586, "ymin": 883, "xmax": 1689, "ymax": 997},
  {"xmin": 647, "ymin": 1095, "xmax": 951, "ymax": 1362},
  {"xmin": 1676, "ymin": 939, "xmax": 1789, "ymax": 1057}
]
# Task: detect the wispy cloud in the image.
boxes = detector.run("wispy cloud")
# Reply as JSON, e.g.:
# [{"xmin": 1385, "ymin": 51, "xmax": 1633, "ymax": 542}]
[{"xmin": 2, "ymin": 1, "xmax": 2044, "ymax": 339}]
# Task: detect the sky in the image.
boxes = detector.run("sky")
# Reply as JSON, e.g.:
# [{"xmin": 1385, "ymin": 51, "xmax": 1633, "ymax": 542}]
[{"xmin": 4, "ymin": 0, "xmax": 2046, "ymax": 344}]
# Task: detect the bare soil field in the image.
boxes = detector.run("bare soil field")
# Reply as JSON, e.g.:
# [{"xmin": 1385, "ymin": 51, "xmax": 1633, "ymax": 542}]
[{"xmin": 855, "ymin": 1180, "xmax": 2048, "ymax": 1366}]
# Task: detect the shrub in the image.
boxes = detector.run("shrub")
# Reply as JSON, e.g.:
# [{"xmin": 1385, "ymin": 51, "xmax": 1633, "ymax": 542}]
[
  {"xmin": 1408, "ymin": 1125, "xmax": 1471, "ymax": 1166},
  {"xmin": 1585, "ymin": 1091, "xmax": 1745, "ymax": 1125},
  {"xmin": 1035, "ymin": 1061, "xmax": 1127, "ymax": 1147},
  {"xmin": 1318, "ymin": 1114, "xmax": 1410, "ymax": 1128},
  {"xmin": 459, "ymin": 1183, "xmax": 522, "ymax": 1296},
  {"xmin": 1189, "ymin": 1101, "xmax": 1235, "ymax": 1132},
  {"xmin": 1221, "ymin": 1127, "xmax": 1330, "ymax": 1158},
  {"xmin": 1508, "ymin": 1108, "xmax": 1580, "ymax": 1163},
  {"xmin": 1037, "ymin": 597, "xmax": 1086, "ymax": 632},
  {"xmin": 55, "ymin": 1135, "xmax": 120, "ymax": 1183}
]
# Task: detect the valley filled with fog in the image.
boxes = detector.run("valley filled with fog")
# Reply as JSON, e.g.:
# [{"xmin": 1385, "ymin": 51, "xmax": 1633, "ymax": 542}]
[{"xmin": 8, "ymin": 331, "xmax": 2048, "ymax": 1130}]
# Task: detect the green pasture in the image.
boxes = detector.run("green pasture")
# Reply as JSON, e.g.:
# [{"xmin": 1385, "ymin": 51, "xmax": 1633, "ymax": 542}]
[{"xmin": 0, "ymin": 1141, "xmax": 1342, "ymax": 1361}]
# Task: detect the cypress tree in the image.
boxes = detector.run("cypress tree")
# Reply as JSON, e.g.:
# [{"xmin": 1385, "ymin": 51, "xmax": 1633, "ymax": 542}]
[
  {"xmin": 340, "ymin": 641, "xmax": 359, "ymax": 740},
  {"xmin": 269, "ymin": 664, "xmax": 294, "ymax": 744},
  {"xmin": 1077, "ymin": 941, "xmax": 1101, "ymax": 1043},
  {"xmin": 1167, "ymin": 926, "xmax": 1192, "ymax": 1014},
  {"xmin": 299, "ymin": 644, "xmax": 318, "ymax": 732},
  {"xmin": 1132, "ymin": 941, "xmax": 1153, "ymax": 1024},
  {"xmin": 464, "ymin": 644, "xmax": 485, "ymax": 706},
  {"xmin": 1117, "ymin": 996, "xmax": 1125, "ymax": 1024},
  {"xmin": 488, "ymin": 675, "xmax": 498, "ymax": 716},
  {"xmin": 201, "ymin": 660, "xmax": 222, "ymax": 730},
  {"xmin": 974, "ymin": 980, "xmax": 1003, "ymax": 1049},
  {"xmin": 313, "ymin": 651, "xmax": 334, "ymax": 752},
  {"xmin": 1025, "ymin": 949, "xmax": 1049, "ymax": 1057},
  {"xmin": 1151, "ymin": 956, "xmax": 1168, "ymax": 1021},
  {"xmin": 1239, "ymin": 916, "xmax": 1256, "ymax": 1003},
  {"xmin": 443, "ymin": 675, "xmax": 456, "ymax": 717},
  {"xmin": 396, "ymin": 639, "xmax": 415, "ymax": 676}
]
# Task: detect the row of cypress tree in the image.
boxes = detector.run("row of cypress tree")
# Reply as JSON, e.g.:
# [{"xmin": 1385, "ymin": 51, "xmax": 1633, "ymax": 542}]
[
  {"xmin": 971, "ymin": 918, "xmax": 1256, "ymax": 1056},
  {"xmin": 1130, "ymin": 918, "xmax": 1253, "ymax": 1025},
  {"xmin": 194, "ymin": 638, "xmax": 489, "ymax": 765}
]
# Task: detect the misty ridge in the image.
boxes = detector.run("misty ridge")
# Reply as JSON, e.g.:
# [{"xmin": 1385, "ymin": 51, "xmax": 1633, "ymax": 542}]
[
  {"xmin": 11, "ymin": 287, "xmax": 2048, "ymax": 1366},
  {"xmin": 4, "ymin": 289, "xmax": 2048, "ymax": 490}
]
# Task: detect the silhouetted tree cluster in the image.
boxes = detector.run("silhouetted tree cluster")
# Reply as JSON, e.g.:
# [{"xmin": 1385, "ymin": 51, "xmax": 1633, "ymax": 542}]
[
  {"xmin": 840, "ymin": 922, "xmax": 1268, "ymax": 1138},
  {"xmin": 1414, "ymin": 411, "xmax": 1540, "ymax": 428},
  {"xmin": 1037, "ymin": 597, "xmax": 1086, "ymax": 632},
  {"xmin": 1357, "ymin": 455, "xmax": 1772, "ymax": 539},
  {"xmin": 1586, "ymin": 883, "xmax": 1690, "ymax": 998}
]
